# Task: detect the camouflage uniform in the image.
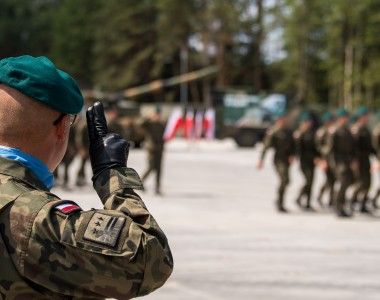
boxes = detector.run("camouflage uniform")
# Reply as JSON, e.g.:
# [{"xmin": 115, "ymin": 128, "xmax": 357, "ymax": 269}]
[
  {"xmin": 0, "ymin": 157, "xmax": 173, "ymax": 299},
  {"xmin": 350, "ymin": 122, "xmax": 375, "ymax": 211},
  {"xmin": 327, "ymin": 124, "xmax": 355, "ymax": 215},
  {"xmin": 141, "ymin": 120, "xmax": 166, "ymax": 194},
  {"xmin": 315, "ymin": 125, "xmax": 335, "ymax": 206},
  {"xmin": 372, "ymin": 123, "xmax": 380, "ymax": 207},
  {"xmin": 294, "ymin": 126, "xmax": 318, "ymax": 209},
  {"xmin": 260, "ymin": 125, "xmax": 295, "ymax": 211}
]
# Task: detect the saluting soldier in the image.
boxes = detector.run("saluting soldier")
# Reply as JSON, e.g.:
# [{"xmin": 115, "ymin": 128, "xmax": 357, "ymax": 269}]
[
  {"xmin": 326, "ymin": 108, "xmax": 356, "ymax": 217},
  {"xmin": 315, "ymin": 112, "xmax": 336, "ymax": 207},
  {"xmin": 293, "ymin": 112, "xmax": 318, "ymax": 211},
  {"xmin": 350, "ymin": 106, "xmax": 375, "ymax": 213},
  {"xmin": 257, "ymin": 113, "xmax": 295, "ymax": 213},
  {"xmin": 141, "ymin": 106, "xmax": 166, "ymax": 195},
  {"xmin": 0, "ymin": 56, "xmax": 173, "ymax": 299}
]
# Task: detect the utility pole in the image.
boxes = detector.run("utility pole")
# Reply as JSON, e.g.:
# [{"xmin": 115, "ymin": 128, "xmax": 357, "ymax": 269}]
[{"xmin": 180, "ymin": 44, "xmax": 189, "ymax": 108}]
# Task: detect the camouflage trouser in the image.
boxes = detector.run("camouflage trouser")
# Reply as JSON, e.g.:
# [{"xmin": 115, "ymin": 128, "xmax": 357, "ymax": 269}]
[
  {"xmin": 297, "ymin": 160, "xmax": 315, "ymax": 207},
  {"xmin": 274, "ymin": 160, "xmax": 290, "ymax": 209},
  {"xmin": 318, "ymin": 164, "xmax": 335, "ymax": 206},
  {"xmin": 334, "ymin": 162, "xmax": 354, "ymax": 213},
  {"xmin": 351, "ymin": 159, "xmax": 371, "ymax": 209},
  {"xmin": 141, "ymin": 150, "xmax": 163, "ymax": 192}
]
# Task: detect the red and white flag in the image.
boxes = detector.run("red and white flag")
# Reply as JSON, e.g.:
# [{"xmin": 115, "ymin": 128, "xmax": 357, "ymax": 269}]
[
  {"xmin": 184, "ymin": 109, "xmax": 194, "ymax": 139},
  {"xmin": 164, "ymin": 107, "xmax": 183, "ymax": 141},
  {"xmin": 203, "ymin": 108, "xmax": 215, "ymax": 139}
]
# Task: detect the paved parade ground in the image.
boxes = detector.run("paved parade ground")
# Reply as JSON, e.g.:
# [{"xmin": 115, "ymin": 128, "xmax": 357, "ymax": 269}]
[{"xmin": 53, "ymin": 140, "xmax": 380, "ymax": 300}]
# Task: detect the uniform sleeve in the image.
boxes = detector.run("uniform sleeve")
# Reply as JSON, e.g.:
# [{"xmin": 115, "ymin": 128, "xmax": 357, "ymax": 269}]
[
  {"xmin": 293, "ymin": 129, "xmax": 302, "ymax": 155},
  {"xmin": 260, "ymin": 129, "xmax": 273, "ymax": 161},
  {"xmin": 23, "ymin": 168, "xmax": 173, "ymax": 299},
  {"xmin": 325, "ymin": 128, "xmax": 336, "ymax": 159},
  {"xmin": 315, "ymin": 129, "xmax": 327, "ymax": 158}
]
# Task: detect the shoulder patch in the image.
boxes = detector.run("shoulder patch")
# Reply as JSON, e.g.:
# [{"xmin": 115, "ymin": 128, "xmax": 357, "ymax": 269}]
[
  {"xmin": 55, "ymin": 202, "xmax": 82, "ymax": 214},
  {"xmin": 83, "ymin": 212, "xmax": 125, "ymax": 247}
]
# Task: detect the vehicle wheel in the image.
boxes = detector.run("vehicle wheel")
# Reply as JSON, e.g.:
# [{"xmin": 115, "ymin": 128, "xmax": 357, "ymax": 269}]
[{"xmin": 234, "ymin": 128, "xmax": 258, "ymax": 147}]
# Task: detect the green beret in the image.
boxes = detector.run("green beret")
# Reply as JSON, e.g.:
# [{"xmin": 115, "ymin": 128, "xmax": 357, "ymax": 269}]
[
  {"xmin": 0, "ymin": 55, "xmax": 83, "ymax": 114},
  {"xmin": 355, "ymin": 105, "xmax": 369, "ymax": 118},
  {"xmin": 299, "ymin": 111, "xmax": 312, "ymax": 123},
  {"xmin": 274, "ymin": 110, "xmax": 286, "ymax": 119},
  {"xmin": 335, "ymin": 107, "xmax": 349, "ymax": 118},
  {"xmin": 350, "ymin": 114, "xmax": 358, "ymax": 124},
  {"xmin": 321, "ymin": 111, "xmax": 334, "ymax": 123}
]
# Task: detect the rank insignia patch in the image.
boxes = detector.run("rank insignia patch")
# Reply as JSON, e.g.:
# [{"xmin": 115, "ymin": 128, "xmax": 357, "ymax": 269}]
[{"xmin": 83, "ymin": 213, "xmax": 126, "ymax": 247}]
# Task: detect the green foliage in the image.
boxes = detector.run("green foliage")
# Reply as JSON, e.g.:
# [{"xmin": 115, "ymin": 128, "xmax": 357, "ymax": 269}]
[
  {"xmin": 92, "ymin": 0, "xmax": 158, "ymax": 90},
  {"xmin": 1, "ymin": 0, "xmax": 380, "ymax": 108}
]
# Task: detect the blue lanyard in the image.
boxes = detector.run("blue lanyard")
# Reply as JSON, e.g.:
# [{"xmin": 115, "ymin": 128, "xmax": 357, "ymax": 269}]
[{"xmin": 0, "ymin": 146, "xmax": 54, "ymax": 189}]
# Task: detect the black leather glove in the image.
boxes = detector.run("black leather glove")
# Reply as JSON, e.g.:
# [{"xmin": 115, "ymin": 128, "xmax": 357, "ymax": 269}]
[{"xmin": 86, "ymin": 101, "xmax": 129, "ymax": 180}]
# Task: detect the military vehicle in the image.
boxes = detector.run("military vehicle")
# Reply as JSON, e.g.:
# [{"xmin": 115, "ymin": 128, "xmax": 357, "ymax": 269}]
[{"xmin": 212, "ymin": 90, "xmax": 287, "ymax": 147}]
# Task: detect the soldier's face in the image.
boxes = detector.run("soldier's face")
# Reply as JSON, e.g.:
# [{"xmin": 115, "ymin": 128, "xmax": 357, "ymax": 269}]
[
  {"xmin": 339, "ymin": 116, "xmax": 349, "ymax": 125},
  {"xmin": 360, "ymin": 114, "xmax": 369, "ymax": 124}
]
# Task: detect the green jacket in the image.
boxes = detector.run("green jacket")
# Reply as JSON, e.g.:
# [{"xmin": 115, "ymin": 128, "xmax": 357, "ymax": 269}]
[
  {"xmin": 351, "ymin": 123, "xmax": 375, "ymax": 163},
  {"xmin": 294, "ymin": 126, "xmax": 318, "ymax": 164},
  {"xmin": 327, "ymin": 124, "xmax": 355, "ymax": 164},
  {"xmin": 260, "ymin": 125, "xmax": 295, "ymax": 163},
  {"xmin": 0, "ymin": 157, "xmax": 173, "ymax": 299},
  {"xmin": 141, "ymin": 120, "xmax": 165, "ymax": 152},
  {"xmin": 315, "ymin": 125, "xmax": 330, "ymax": 159}
]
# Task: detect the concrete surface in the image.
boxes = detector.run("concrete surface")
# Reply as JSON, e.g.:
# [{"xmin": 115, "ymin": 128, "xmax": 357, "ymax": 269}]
[{"xmin": 53, "ymin": 139, "xmax": 380, "ymax": 300}]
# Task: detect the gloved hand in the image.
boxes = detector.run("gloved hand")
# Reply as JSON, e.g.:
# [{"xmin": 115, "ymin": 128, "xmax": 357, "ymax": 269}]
[{"xmin": 86, "ymin": 101, "xmax": 129, "ymax": 180}]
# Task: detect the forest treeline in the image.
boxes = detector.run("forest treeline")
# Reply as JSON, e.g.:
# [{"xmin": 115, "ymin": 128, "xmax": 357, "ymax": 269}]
[{"xmin": 1, "ymin": 0, "xmax": 379, "ymax": 108}]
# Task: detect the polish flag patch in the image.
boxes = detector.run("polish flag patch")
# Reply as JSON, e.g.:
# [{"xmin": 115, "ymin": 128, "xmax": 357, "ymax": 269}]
[{"xmin": 55, "ymin": 202, "xmax": 82, "ymax": 214}]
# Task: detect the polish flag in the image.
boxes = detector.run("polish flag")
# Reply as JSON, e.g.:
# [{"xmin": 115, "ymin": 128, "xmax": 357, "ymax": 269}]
[
  {"xmin": 184, "ymin": 109, "xmax": 194, "ymax": 139},
  {"xmin": 203, "ymin": 108, "xmax": 215, "ymax": 139},
  {"xmin": 164, "ymin": 107, "xmax": 183, "ymax": 141}
]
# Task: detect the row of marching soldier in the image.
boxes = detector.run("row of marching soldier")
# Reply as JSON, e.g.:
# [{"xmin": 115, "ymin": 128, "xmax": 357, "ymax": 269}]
[{"xmin": 257, "ymin": 106, "xmax": 380, "ymax": 218}]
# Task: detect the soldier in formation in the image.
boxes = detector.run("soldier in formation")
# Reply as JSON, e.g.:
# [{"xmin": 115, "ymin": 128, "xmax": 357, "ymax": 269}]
[
  {"xmin": 257, "ymin": 113, "xmax": 295, "ymax": 213},
  {"xmin": 325, "ymin": 108, "xmax": 356, "ymax": 217},
  {"xmin": 315, "ymin": 112, "xmax": 336, "ymax": 207},
  {"xmin": 293, "ymin": 112, "xmax": 318, "ymax": 211},
  {"xmin": 350, "ymin": 107, "xmax": 375, "ymax": 213},
  {"xmin": 260, "ymin": 107, "xmax": 380, "ymax": 218}
]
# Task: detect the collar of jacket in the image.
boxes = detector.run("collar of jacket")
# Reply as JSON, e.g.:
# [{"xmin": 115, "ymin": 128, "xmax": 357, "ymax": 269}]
[{"xmin": 0, "ymin": 156, "xmax": 51, "ymax": 191}]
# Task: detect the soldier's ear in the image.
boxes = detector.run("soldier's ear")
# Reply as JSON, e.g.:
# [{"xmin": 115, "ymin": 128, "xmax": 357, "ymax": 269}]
[{"xmin": 55, "ymin": 115, "xmax": 70, "ymax": 141}]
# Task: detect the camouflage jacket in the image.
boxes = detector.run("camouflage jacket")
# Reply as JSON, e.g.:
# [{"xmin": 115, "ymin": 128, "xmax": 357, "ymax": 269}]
[
  {"xmin": 0, "ymin": 157, "xmax": 173, "ymax": 300},
  {"xmin": 293, "ymin": 126, "xmax": 318, "ymax": 164},
  {"xmin": 315, "ymin": 125, "xmax": 330, "ymax": 159},
  {"xmin": 351, "ymin": 123, "xmax": 375, "ymax": 161},
  {"xmin": 141, "ymin": 120, "xmax": 165, "ymax": 152},
  {"xmin": 260, "ymin": 125, "xmax": 295, "ymax": 163},
  {"xmin": 326, "ymin": 124, "xmax": 355, "ymax": 164}
]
